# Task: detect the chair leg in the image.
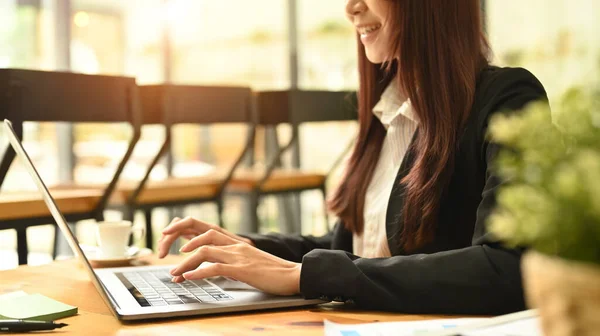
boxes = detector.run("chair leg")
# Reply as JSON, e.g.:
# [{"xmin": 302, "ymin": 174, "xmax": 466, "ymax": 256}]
[
  {"xmin": 168, "ymin": 206, "xmax": 185, "ymax": 255},
  {"xmin": 320, "ymin": 185, "xmax": 331, "ymax": 233},
  {"xmin": 16, "ymin": 227, "xmax": 28, "ymax": 265},
  {"xmin": 216, "ymin": 200, "xmax": 225, "ymax": 228},
  {"xmin": 240, "ymin": 192, "xmax": 260, "ymax": 234},
  {"xmin": 122, "ymin": 205, "xmax": 135, "ymax": 222},
  {"xmin": 52, "ymin": 224, "xmax": 59, "ymax": 260},
  {"xmin": 0, "ymin": 145, "xmax": 16, "ymax": 189},
  {"xmin": 277, "ymin": 194, "xmax": 297, "ymax": 234},
  {"xmin": 144, "ymin": 209, "xmax": 153, "ymax": 250},
  {"xmin": 53, "ymin": 223, "xmax": 76, "ymax": 260}
]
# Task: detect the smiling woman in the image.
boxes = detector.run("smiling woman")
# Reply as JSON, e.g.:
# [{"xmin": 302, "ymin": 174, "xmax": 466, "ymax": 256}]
[
  {"xmin": 346, "ymin": 0, "xmax": 389, "ymax": 63},
  {"xmin": 159, "ymin": 0, "xmax": 550, "ymax": 315}
]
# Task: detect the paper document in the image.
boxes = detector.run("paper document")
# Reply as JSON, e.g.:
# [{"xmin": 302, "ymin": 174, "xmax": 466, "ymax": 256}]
[
  {"xmin": 324, "ymin": 318, "xmax": 486, "ymax": 336},
  {"xmin": 420, "ymin": 310, "xmax": 541, "ymax": 336},
  {"xmin": 324, "ymin": 310, "xmax": 541, "ymax": 336},
  {"xmin": 461, "ymin": 316, "xmax": 541, "ymax": 336}
]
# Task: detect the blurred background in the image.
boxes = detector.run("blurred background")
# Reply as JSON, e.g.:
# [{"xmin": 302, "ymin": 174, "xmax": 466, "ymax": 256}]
[{"xmin": 0, "ymin": 0, "xmax": 598, "ymax": 269}]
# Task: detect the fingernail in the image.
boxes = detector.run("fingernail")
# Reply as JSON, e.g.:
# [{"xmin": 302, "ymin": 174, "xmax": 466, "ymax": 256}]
[{"xmin": 170, "ymin": 268, "xmax": 177, "ymax": 275}]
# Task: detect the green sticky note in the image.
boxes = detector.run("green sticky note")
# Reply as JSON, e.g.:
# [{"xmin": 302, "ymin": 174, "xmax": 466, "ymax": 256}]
[{"xmin": 0, "ymin": 293, "xmax": 78, "ymax": 321}]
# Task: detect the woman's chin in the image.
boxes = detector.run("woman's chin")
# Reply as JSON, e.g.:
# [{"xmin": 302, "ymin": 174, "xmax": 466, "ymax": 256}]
[{"xmin": 365, "ymin": 50, "xmax": 387, "ymax": 65}]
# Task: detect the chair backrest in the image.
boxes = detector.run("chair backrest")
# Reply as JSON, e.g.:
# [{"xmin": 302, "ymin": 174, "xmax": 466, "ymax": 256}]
[
  {"xmin": 0, "ymin": 69, "xmax": 140, "ymax": 124},
  {"xmin": 0, "ymin": 69, "xmax": 142, "ymax": 220},
  {"xmin": 139, "ymin": 85, "xmax": 253, "ymax": 125},
  {"xmin": 127, "ymin": 85, "xmax": 255, "ymax": 205},
  {"xmin": 254, "ymin": 90, "xmax": 358, "ymax": 125}
]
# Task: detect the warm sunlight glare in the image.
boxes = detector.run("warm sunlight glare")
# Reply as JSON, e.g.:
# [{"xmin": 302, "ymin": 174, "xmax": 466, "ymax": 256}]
[{"xmin": 74, "ymin": 11, "xmax": 90, "ymax": 28}]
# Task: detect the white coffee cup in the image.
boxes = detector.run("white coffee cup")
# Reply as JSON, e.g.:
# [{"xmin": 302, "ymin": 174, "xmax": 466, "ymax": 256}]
[{"xmin": 95, "ymin": 221, "xmax": 145, "ymax": 258}]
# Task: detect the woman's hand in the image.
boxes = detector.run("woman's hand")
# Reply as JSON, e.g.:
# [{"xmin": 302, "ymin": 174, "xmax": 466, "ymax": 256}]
[
  {"xmin": 169, "ymin": 229, "xmax": 302, "ymax": 296},
  {"xmin": 158, "ymin": 216, "xmax": 253, "ymax": 259}
]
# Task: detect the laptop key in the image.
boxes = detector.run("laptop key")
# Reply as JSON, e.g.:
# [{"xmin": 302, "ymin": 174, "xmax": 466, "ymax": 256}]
[
  {"xmin": 151, "ymin": 303, "xmax": 168, "ymax": 306},
  {"xmin": 181, "ymin": 297, "xmax": 199, "ymax": 304},
  {"xmin": 166, "ymin": 299, "xmax": 184, "ymax": 305},
  {"xmin": 196, "ymin": 295, "xmax": 216, "ymax": 302},
  {"xmin": 148, "ymin": 299, "xmax": 167, "ymax": 306},
  {"xmin": 144, "ymin": 295, "xmax": 160, "ymax": 300},
  {"xmin": 136, "ymin": 299, "xmax": 151, "ymax": 307},
  {"xmin": 161, "ymin": 295, "xmax": 179, "ymax": 300}
]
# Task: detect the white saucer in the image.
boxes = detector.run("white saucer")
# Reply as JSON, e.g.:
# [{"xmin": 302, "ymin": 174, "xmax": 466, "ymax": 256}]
[{"xmin": 80, "ymin": 245, "xmax": 153, "ymax": 268}]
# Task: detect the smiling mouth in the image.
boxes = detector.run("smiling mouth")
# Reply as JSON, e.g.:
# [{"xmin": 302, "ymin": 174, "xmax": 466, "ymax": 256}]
[{"xmin": 357, "ymin": 24, "xmax": 382, "ymax": 37}]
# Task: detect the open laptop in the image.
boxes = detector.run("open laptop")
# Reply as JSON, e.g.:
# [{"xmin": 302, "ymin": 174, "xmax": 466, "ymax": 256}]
[{"xmin": 3, "ymin": 119, "xmax": 325, "ymax": 321}]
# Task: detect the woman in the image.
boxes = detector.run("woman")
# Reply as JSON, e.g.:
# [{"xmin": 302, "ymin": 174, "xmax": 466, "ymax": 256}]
[{"xmin": 159, "ymin": 0, "xmax": 549, "ymax": 315}]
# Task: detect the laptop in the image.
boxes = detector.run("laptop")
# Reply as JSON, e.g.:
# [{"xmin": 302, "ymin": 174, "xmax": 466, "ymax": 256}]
[{"xmin": 3, "ymin": 119, "xmax": 325, "ymax": 321}]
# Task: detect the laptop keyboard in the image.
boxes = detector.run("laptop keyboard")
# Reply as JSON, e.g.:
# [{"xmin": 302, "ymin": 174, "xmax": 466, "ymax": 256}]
[{"xmin": 116, "ymin": 270, "xmax": 233, "ymax": 307}]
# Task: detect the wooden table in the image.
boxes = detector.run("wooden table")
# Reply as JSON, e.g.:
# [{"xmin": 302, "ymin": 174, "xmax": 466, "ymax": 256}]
[{"xmin": 0, "ymin": 256, "xmax": 453, "ymax": 335}]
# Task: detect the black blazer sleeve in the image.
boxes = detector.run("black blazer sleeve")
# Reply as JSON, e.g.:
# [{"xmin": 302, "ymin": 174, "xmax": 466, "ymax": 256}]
[
  {"xmin": 298, "ymin": 68, "xmax": 550, "ymax": 315},
  {"xmin": 241, "ymin": 221, "xmax": 353, "ymax": 262}
]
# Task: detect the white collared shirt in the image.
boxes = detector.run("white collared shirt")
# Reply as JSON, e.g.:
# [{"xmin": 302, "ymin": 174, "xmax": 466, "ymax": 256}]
[{"xmin": 353, "ymin": 80, "xmax": 419, "ymax": 258}]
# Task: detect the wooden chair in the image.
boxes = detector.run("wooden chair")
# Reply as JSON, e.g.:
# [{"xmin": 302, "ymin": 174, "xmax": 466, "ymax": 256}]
[
  {"xmin": 0, "ymin": 69, "xmax": 141, "ymax": 265},
  {"xmin": 227, "ymin": 90, "xmax": 358, "ymax": 233},
  {"xmin": 118, "ymin": 85, "xmax": 255, "ymax": 250}
]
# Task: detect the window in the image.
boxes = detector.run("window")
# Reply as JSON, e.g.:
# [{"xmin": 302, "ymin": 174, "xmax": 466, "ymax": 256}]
[
  {"xmin": 298, "ymin": 0, "xmax": 357, "ymax": 90},
  {"xmin": 167, "ymin": 0, "xmax": 289, "ymax": 179},
  {"xmin": 1, "ymin": 1, "xmax": 57, "ymax": 191},
  {"xmin": 487, "ymin": 0, "xmax": 600, "ymax": 104},
  {"xmin": 0, "ymin": 0, "xmax": 57, "ymax": 269},
  {"xmin": 0, "ymin": 1, "xmax": 54, "ymax": 70},
  {"xmin": 71, "ymin": 0, "xmax": 166, "ymax": 185},
  {"xmin": 170, "ymin": 0, "xmax": 288, "ymax": 89}
]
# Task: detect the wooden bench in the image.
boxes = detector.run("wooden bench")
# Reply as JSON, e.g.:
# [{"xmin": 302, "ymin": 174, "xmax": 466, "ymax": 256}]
[
  {"xmin": 0, "ymin": 189, "xmax": 103, "ymax": 221},
  {"xmin": 228, "ymin": 169, "xmax": 326, "ymax": 193}
]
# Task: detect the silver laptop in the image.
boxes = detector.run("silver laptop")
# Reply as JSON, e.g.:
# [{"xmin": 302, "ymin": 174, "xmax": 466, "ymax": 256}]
[{"xmin": 3, "ymin": 119, "xmax": 325, "ymax": 321}]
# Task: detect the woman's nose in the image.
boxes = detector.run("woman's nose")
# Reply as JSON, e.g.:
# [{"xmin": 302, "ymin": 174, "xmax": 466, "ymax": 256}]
[{"xmin": 345, "ymin": 0, "xmax": 367, "ymax": 17}]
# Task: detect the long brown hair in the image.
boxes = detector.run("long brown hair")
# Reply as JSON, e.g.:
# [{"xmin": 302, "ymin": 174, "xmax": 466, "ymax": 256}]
[{"xmin": 329, "ymin": 0, "xmax": 490, "ymax": 252}]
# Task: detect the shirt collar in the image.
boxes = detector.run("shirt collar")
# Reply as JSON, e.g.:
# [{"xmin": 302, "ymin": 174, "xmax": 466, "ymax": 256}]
[{"xmin": 372, "ymin": 80, "xmax": 417, "ymax": 126}]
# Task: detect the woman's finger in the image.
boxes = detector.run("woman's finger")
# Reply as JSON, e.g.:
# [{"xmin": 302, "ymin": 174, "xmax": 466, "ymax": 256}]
[
  {"xmin": 161, "ymin": 216, "xmax": 196, "ymax": 234},
  {"xmin": 158, "ymin": 217, "xmax": 181, "ymax": 241},
  {"xmin": 176, "ymin": 229, "xmax": 199, "ymax": 239},
  {"xmin": 171, "ymin": 275, "xmax": 185, "ymax": 283},
  {"xmin": 179, "ymin": 229, "xmax": 239, "ymax": 253},
  {"xmin": 158, "ymin": 232, "xmax": 181, "ymax": 258},
  {"xmin": 170, "ymin": 245, "xmax": 235, "ymax": 276},
  {"xmin": 182, "ymin": 263, "xmax": 236, "ymax": 281},
  {"xmin": 159, "ymin": 230, "xmax": 197, "ymax": 258}
]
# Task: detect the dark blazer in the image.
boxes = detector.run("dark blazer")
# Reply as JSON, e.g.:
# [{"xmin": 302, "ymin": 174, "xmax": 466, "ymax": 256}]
[{"xmin": 243, "ymin": 66, "xmax": 549, "ymax": 315}]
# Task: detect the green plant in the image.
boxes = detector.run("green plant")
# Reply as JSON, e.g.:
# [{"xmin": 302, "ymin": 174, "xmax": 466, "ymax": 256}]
[{"xmin": 488, "ymin": 87, "xmax": 600, "ymax": 265}]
